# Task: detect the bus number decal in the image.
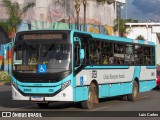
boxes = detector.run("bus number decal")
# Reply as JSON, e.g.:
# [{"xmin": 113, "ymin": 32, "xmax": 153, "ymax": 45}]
[
  {"xmin": 80, "ymin": 76, "xmax": 84, "ymax": 85},
  {"xmin": 92, "ymin": 71, "xmax": 97, "ymax": 78}
]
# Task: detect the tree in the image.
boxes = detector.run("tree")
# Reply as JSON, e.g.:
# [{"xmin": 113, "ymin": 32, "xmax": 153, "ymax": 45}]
[
  {"xmin": 0, "ymin": 21, "xmax": 10, "ymax": 34},
  {"xmin": 83, "ymin": 0, "xmax": 87, "ymax": 31},
  {"xmin": 113, "ymin": 19, "xmax": 139, "ymax": 37},
  {"xmin": 0, "ymin": 0, "xmax": 35, "ymax": 39},
  {"xmin": 75, "ymin": 0, "xmax": 82, "ymax": 30},
  {"xmin": 136, "ymin": 35, "xmax": 145, "ymax": 40},
  {"xmin": 113, "ymin": 19, "xmax": 131, "ymax": 37},
  {"xmin": 75, "ymin": 0, "xmax": 107, "ymax": 31}
]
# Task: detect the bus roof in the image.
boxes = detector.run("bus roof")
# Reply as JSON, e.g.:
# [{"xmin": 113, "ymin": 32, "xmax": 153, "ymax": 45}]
[
  {"xmin": 71, "ymin": 29, "xmax": 155, "ymax": 46},
  {"xmin": 16, "ymin": 29, "xmax": 155, "ymax": 46}
]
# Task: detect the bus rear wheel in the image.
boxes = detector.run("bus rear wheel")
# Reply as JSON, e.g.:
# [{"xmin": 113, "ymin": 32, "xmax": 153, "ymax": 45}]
[
  {"xmin": 127, "ymin": 81, "xmax": 139, "ymax": 101},
  {"xmin": 81, "ymin": 83, "xmax": 98, "ymax": 109},
  {"xmin": 37, "ymin": 103, "xmax": 49, "ymax": 109}
]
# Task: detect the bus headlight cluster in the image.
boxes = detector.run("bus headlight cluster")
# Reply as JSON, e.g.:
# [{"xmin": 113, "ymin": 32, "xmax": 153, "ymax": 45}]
[
  {"xmin": 12, "ymin": 80, "xmax": 18, "ymax": 89},
  {"xmin": 61, "ymin": 80, "xmax": 71, "ymax": 90}
]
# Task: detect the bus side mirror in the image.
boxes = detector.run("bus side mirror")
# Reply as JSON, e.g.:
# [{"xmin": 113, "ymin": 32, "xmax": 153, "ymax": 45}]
[
  {"xmin": 74, "ymin": 37, "xmax": 80, "ymax": 42},
  {"xmin": 4, "ymin": 49, "xmax": 7, "ymax": 60},
  {"xmin": 80, "ymin": 49, "xmax": 84, "ymax": 60}
]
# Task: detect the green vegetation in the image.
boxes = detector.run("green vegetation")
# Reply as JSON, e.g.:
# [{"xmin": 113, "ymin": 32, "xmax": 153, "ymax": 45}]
[
  {"xmin": 113, "ymin": 19, "xmax": 139, "ymax": 37},
  {"xmin": 136, "ymin": 35, "xmax": 145, "ymax": 40},
  {"xmin": 0, "ymin": 0, "xmax": 35, "ymax": 39},
  {"xmin": 74, "ymin": 0, "xmax": 108, "ymax": 30},
  {"xmin": 96, "ymin": 0, "xmax": 108, "ymax": 4},
  {"xmin": 0, "ymin": 71, "xmax": 11, "ymax": 82}
]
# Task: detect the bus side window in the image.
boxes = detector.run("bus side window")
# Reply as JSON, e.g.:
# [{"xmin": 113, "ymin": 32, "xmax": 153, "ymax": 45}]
[
  {"xmin": 125, "ymin": 44, "xmax": 134, "ymax": 65},
  {"xmin": 135, "ymin": 45, "xmax": 144, "ymax": 65},
  {"xmin": 90, "ymin": 40, "xmax": 101, "ymax": 64},
  {"xmin": 114, "ymin": 43, "xmax": 125, "ymax": 65},
  {"xmin": 144, "ymin": 47, "xmax": 152, "ymax": 65},
  {"xmin": 101, "ymin": 42, "xmax": 113, "ymax": 65}
]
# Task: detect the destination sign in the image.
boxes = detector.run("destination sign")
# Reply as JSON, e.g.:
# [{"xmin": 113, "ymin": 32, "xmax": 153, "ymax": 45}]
[
  {"xmin": 23, "ymin": 34, "xmax": 64, "ymax": 40},
  {"xmin": 16, "ymin": 65, "xmax": 37, "ymax": 71}
]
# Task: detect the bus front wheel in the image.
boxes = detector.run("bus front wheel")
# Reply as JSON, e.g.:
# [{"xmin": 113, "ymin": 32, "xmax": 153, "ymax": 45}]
[
  {"xmin": 127, "ymin": 81, "xmax": 139, "ymax": 101},
  {"xmin": 37, "ymin": 103, "xmax": 49, "ymax": 109},
  {"xmin": 81, "ymin": 83, "xmax": 98, "ymax": 109}
]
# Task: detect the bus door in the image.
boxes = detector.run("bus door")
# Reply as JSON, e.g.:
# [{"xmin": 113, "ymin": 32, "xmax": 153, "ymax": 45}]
[{"xmin": 74, "ymin": 37, "xmax": 85, "ymax": 70}]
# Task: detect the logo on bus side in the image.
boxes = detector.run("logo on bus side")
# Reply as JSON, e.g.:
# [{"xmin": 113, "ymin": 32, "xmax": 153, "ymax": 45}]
[{"xmin": 92, "ymin": 71, "xmax": 97, "ymax": 78}]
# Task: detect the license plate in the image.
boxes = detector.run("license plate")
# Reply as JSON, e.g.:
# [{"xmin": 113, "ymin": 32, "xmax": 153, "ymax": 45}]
[{"xmin": 31, "ymin": 96, "xmax": 44, "ymax": 101}]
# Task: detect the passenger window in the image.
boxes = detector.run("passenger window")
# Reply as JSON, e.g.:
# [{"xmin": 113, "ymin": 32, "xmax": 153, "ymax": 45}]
[
  {"xmin": 144, "ymin": 47, "xmax": 152, "ymax": 65},
  {"xmin": 101, "ymin": 42, "xmax": 113, "ymax": 65},
  {"xmin": 90, "ymin": 40, "xmax": 101, "ymax": 64},
  {"xmin": 114, "ymin": 43, "xmax": 125, "ymax": 65},
  {"xmin": 125, "ymin": 44, "xmax": 134, "ymax": 65},
  {"xmin": 135, "ymin": 45, "xmax": 143, "ymax": 65}
]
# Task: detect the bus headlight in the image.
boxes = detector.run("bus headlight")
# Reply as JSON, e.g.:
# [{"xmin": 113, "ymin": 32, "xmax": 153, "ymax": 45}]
[
  {"xmin": 61, "ymin": 80, "xmax": 71, "ymax": 90},
  {"xmin": 12, "ymin": 80, "xmax": 18, "ymax": 90}
]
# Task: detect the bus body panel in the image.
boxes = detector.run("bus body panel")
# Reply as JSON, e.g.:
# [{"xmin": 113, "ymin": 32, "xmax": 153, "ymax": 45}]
[
  {"xmin": 139, "ymin": 80, "xmax": 156, "ymax": 92},
  {"xmin": 12, "ymin": 73, "xmax": 74, "ymax": 101},
  {"xmin": 73, "ymin": 66, "xmax": 156, "ymax": 101},
  {"xmin": 74, "ymin": 86, "xmax": 89, "ymax": 101},
  {"xmin": 75, "ymin": 66, "xmax": 134, "ymax": 86},
  {"xmin": 140, "ymin": 66, "xmax": 156, "ymax": 81},
  {"xmin": 12, "ymin": 85, "xmax": 74, "ymax": 101},
  {"xmin": 12, "ymin": 85, "xmax": 30, "ymax": 100}
]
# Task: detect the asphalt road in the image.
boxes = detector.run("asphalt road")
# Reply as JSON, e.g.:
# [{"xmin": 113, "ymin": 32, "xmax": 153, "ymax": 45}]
[{"xmin": 0, "ymin": 85, "xmax": 160, "ymax": 119}]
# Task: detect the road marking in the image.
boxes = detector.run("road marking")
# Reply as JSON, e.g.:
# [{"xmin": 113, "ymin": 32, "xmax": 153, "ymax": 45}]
[
  {"xmin": 90, "ymin": 105, "xmax": 110, "ymax": 111},
  {"xmin": 137, "ymin": 96, "xmax": 148, "ymax": 100},
  {"xmin": 10, "ymin": 104, "xmax": 37, "ymax": 110}
]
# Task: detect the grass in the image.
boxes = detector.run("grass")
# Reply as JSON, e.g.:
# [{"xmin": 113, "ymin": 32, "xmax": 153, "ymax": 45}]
[{"xmin": 0, "ymin": 79, "xmax": 11, "ymax": 83}]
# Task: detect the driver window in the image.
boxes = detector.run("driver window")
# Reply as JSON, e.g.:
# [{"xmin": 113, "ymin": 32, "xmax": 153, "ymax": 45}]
[{"xmin": 74, "ymin": 42, "xmax": 80, "ymax": 67}]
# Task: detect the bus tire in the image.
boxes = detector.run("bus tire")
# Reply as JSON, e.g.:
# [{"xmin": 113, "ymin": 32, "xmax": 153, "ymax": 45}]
[
  {"xmin": 127, "ymin": 81, "xmax": 139, "ymax": 101},
  {"xmin": 81, "ymin": 83, "xmax": 98, "ymax": 109},
  {"xmin": 37, "ymin": 103, "xmax": 49, "ymax": 109}
]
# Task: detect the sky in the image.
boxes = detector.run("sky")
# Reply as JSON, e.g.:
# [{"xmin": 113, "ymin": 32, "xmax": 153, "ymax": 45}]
[{"xmin": 121, "ymin": 0, "xmax": 160, "ymax": 22}]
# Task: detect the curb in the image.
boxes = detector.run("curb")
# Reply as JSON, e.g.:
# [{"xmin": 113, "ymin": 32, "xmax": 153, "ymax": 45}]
[{"xmin": 0, "ymin": 82, "xmax": 11, "ymax": 86}]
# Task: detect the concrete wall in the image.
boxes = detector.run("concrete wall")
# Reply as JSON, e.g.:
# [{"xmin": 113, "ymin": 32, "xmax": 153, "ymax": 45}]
[{"xmin": 0, "ymin": 0, "xmax": 117, "ymax": 26}]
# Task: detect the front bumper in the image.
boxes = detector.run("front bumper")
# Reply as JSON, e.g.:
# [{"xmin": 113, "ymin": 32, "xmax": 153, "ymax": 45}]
[{"xmin": 12, "ymin": 85, "xmax": 73, "ymax": 102}]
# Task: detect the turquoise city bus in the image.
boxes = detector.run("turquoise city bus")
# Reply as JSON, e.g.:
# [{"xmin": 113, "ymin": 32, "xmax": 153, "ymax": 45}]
[{"xmin": 11, "ymin": 30, "xmax": 156, "ymax": 109}]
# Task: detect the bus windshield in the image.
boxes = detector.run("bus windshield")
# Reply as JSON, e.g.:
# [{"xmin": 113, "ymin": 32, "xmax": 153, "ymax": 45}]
[{"xmin": 13, "ymin": 41, "xmax": 71, "ymax": 73}]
